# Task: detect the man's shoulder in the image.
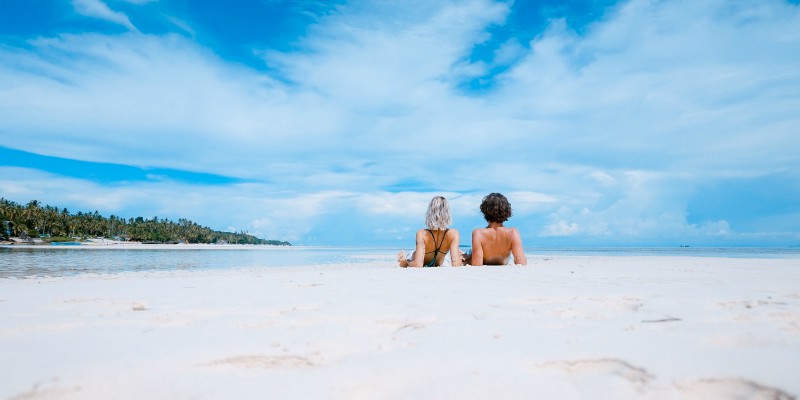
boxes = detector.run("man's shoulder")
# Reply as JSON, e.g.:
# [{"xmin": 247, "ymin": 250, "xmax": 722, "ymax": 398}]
[
  {"xmin": 503, "ymin": 227, "xmax": 523, "ymax": 241},
  {"xmin": 471, "ymin": 228, "xmax": 491, "ymax": 239}
]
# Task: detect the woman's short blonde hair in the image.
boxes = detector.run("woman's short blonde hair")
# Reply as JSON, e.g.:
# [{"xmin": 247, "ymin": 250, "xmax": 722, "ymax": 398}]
[{"xmin": 425, "ymin": 196, "xmax": 451, "ymax": 231}]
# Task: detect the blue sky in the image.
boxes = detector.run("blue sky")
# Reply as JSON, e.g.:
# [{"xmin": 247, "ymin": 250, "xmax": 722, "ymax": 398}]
[{"xmin": 1, "ymin": 0, "xmax": 799, "ymax": 246}]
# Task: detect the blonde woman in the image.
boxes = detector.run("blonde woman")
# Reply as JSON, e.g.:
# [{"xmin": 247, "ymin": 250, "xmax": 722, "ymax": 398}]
[{"xmin": 397, "ymin": 196, "xmax": 463, "ymax": 267}]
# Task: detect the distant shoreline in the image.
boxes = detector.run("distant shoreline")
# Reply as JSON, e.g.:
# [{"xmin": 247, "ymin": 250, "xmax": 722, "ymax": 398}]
[
  {"xmin": 0, "ymin": 242, "xmax": 293, "ymax": 250},
  {"xmin": 0, "ymin": 236, "xmax": 291, "ymax": 248}
]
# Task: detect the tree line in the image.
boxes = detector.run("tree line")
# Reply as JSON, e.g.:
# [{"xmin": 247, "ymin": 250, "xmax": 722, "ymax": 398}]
[{"xmin": 0, "ymin": 198, "xmax": 290, "ymax": 245}]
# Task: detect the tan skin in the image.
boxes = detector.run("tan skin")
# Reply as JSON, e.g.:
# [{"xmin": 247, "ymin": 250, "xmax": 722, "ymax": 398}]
[
  {"xmin": 470, "ymin": 221, "xmax": 527, "ymax": 266},
  {"xmin": 397, "ymin": 228, "xmax": 463, "ymax": 267}
]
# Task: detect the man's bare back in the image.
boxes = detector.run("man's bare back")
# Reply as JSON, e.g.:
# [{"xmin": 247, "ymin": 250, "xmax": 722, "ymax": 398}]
[{"xmin": 471, "ymin": 223, "xmax": 527, "ymax": 265}]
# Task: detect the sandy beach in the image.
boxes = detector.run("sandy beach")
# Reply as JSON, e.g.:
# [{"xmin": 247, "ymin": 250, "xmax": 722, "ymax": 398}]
[{"xmin": 1, "ymin": 255, "xmax": 799, "ymax": 399}]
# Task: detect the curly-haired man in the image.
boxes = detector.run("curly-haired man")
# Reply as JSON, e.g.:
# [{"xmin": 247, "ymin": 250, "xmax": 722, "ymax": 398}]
[{"xmin": 469, "ymin": 193, "xmax": 527, "ymax": 265}]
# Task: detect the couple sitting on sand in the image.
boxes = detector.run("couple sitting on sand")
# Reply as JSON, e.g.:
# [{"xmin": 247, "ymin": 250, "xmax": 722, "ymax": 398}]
[{"xmin": 397, "ymin": 193, "xmax": 527, "ymax": 267}]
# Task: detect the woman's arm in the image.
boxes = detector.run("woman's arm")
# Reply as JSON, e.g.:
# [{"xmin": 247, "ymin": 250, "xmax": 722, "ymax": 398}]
[
  {"xmin": 510, "ymin": 228, "xmax": 527, "ymax": 265},
  {"xmin": 407, "ymin": 230, "xmax": 427, "ymax": 268},
  {"xmin": 470, "ymin": 229, "xmax": 483, "ymax": 266},
  {"xmin": 448, "ymin": 230, "xmax": 462, "ymax": 266}
]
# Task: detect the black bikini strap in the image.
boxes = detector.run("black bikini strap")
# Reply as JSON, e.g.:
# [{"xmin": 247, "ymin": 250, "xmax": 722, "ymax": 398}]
[
  {"xmin": 424, "ymin": 229, "xmax": 448, "ymax": 267},
  {"xmin": 427, "ymin": 229, "xmax": 448, "ymax": 252}
]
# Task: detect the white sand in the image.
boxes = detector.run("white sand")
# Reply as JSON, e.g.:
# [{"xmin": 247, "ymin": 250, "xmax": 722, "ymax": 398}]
[{"xmin": 1, "ymin": 256, "xmax": 799, "ymax": 399}]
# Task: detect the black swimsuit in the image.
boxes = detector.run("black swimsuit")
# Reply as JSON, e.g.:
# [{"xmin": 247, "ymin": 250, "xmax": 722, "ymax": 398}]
[{"xmin": 423, "ymin": 229, "xmax": 449, "ymax": 267}]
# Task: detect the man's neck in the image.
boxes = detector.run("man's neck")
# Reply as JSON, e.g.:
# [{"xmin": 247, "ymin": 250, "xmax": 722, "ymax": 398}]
[{"xmin": 486, "ymin": 221, "xmax": 504, "ymax": 229}]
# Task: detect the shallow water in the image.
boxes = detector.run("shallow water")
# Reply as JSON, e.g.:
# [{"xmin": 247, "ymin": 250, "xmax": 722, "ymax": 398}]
[
  {"xmin": 528, "ymin": 246, "xmax": 800, "ymax": 258},
  {"xmin": 0, "ymin": 246, "xmax": 393, "ymax": 278},
  {"xmin": 1, "ymin": 245, "xmax": 798, "ymax": 278}
]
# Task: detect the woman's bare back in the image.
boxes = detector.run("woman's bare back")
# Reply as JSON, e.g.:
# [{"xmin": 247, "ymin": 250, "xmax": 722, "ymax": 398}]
[
  {"xmin": 398, "ymin": 228, "xmax": 462, "ymax": 267},
  {"xmin": 419, "ymin": 229, "xmax": 455, "ymax": 266}
]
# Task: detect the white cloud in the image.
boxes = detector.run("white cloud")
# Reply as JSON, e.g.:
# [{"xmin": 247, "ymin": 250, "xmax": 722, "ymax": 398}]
[
  {"xmin": 164, "ymin": 16, "xmax": 195, "ymax": 36},
  {"xmin": 588, "ymin": 171, "xmax": 617, "ymax": 187},
  {"xmin": 71, "ymin": 0, "xmax": 138, "ymax": 31},
  {"xmin": 543, "ymin": 219, "xmax": 581, "ymax": 237},
  {"xmin": 505, "ymin": 191, "xmax": 559, "ymax": 213},
  {"xmin": 356, "ymin": 192, "xmax": 435, "ymax": 217},
  {"xmin": 492, "ymin": 0, "xmax": 800, "ymax": 173},
  {"xmin": 2, "ymin": 0, "xmax": 800, "ymax": 244},
  {"xmin": 0, "ymin": 167, "xmax": 337, "ymax": 243},
  {"xmin": 8, "ymin": 0, "xmax": 797, "ymax": 178}
]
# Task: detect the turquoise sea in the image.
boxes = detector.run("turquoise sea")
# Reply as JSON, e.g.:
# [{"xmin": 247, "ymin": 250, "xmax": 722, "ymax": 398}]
[{"xmin": 1, "ymin": 246, "xmax": 799, "ymax": 279}]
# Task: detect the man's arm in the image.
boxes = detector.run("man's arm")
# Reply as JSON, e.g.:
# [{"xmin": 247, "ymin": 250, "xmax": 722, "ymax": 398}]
[
  {"xmin": 510, "ymin": 228, "xmax": 527, "ymax": 265},
  {"xmin": 448, "ymin": 230, "xmax": 462, "ymax": 267},
  {"xmin": 470, "ymin": 229, "xmax": 483, "ymax": 266}
]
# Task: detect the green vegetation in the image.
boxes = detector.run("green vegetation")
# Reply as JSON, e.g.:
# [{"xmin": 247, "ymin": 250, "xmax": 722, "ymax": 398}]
[
  {"xmin": 0, "ymin": 198, "xmax": 290, "ymax": 245},
  {"xmin": 47, "ymin": 236, "xmax": 79, "ymax": 242}
]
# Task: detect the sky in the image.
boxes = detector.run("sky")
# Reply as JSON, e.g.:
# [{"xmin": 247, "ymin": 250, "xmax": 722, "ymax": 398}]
[{"xmin": 1, "ymin": 0, "xmax": 799, "ymax": 247}]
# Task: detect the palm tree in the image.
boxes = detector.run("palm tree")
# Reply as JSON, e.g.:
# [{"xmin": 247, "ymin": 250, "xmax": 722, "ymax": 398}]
[
  {"xmin": 22, "ymin": 200, "xmax": 39, "ymax": 226},
  {"xmin": 18, "ymin": 200, "xmax": 41, "ymax": 236},
  {"xmin": 39, "ymin": 205, "xmax": 58, "ymax": 235},
  {"xmin": 60, "ymin": 208, "xmax": 70, "ymax": 237},
  {"xmin": 0, "ymin": 198, "xmax": 13, "ymax": 239},
  {"xmin": 0, "ymin": 198, "xmax": 10, "ymax": 220}
]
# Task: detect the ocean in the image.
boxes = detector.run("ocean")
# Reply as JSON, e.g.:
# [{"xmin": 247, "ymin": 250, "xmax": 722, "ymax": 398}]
[{"xmin": 1, "ymin": 245, "xmax": 799, "ymax": 279}]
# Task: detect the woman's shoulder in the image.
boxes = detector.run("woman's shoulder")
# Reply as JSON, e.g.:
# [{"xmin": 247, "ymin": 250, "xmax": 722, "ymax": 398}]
[{"xmin": 418, "ymin": 228, "xmax": 459, "ymax": 238}]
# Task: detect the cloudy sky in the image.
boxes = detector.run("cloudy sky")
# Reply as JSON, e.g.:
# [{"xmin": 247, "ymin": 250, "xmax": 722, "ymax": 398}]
[{"xmin": 1, "ymin": 0, "xmax": 799, "ymax": 246}]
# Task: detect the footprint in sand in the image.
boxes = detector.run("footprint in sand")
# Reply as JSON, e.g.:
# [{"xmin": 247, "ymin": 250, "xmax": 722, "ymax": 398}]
[
  {"xmin": 61, "ymin": 297, "xmax": 102, "ymax": 303},
  {"xmin": 676, "ymin": 378, "xmax": 795, "ymax": 400},
  {"xmin": 9, "ymin": 380, "xmax": 82, "ymax": 400},
  {"xmin": 769, "ymin": 311, "xmax": 800, "ymax": 334},
  {"xmin": 537, "ymin": 358, "xmax": 654, "ymax": 387},
  {"xmin": 60, "ymin": 298, "xmax": 148, "ymax": 313},
  {"xmin": 203, "ymin": 355, "xmax": 317, "ymax": 370},
  {"xmin": 394, "ymin": 321, "xmax": 425, "ymax": 333},
  {"xmin": 376, "ymin": 318, "xmax": 431, "ymax": 333},
  {"xmin": 520, "ymin": 296, "xmax": 644, "ymax": 320},
  {"xmin": 716, "ymin": 299, "xmax": 789, "ymax": 310}
]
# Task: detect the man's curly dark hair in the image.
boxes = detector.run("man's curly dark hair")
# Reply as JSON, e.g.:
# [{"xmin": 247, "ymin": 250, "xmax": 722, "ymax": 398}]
[{"xmin": 480, "ymin": 193, "xmax": 512, "ymax": 223}]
